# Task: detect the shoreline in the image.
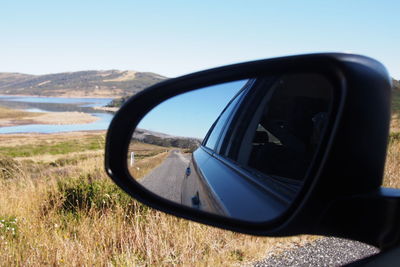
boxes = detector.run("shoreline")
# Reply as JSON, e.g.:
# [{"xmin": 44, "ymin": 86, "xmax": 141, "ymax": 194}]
[
  {"xmin": 0, "ymin": 93, "xmax": 118, "ymax": 99},
  {"xmin": 0, "ymin": 130, "xmax": 106, "ymax": 137},
  {"xmin": 0, "ymin": 110, "xmax": 100, "ymax": 128},
  {"xmin": 93, "ymin": 106, "xmax": 118, "ymax": 112}
]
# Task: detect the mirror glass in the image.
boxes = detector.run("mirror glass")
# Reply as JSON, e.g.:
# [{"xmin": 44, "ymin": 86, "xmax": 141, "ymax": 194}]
[{"xmin": 127, "ymin": 73, "xmax": 333, "ymax": 222}]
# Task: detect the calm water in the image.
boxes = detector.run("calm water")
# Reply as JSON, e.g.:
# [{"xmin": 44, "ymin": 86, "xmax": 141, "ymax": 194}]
[
  {"xmin": 0, "ymin": 96, "xmax": 115, "ymax": 134},
  {"xmin": 0, "ymin": 95, "xmax": 112, "ymax": 106}
]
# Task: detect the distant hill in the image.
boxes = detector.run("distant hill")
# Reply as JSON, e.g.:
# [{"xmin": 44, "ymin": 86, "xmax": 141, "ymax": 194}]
[
  {"xmin": 0, "ymin": 70, "xmax": 398, "ymax": 113},
  {"xmin": 0, "ymin": 70, "xmax": 166, "ymax": 98}
]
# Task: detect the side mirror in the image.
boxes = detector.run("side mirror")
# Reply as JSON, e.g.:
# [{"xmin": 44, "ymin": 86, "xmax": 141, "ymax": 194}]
[
  {"xmin": 105, "ymin": 54, "xmax": 394, "ymax": 245},
  {"xmin": 126, "ymin": 73, "xmax": 334, "ymax": 223}
]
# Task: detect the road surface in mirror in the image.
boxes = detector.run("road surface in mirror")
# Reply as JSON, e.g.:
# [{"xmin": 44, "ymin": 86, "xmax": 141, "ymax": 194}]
[{"xmin": 139, "ymin": 149, "xmax": 190, "ymax": 202}]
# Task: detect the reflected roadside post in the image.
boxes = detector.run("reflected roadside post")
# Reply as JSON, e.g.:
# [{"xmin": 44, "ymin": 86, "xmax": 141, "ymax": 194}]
[{"xmin": 130, "ymin": 152, "xmax": 135, "ymax": 166}]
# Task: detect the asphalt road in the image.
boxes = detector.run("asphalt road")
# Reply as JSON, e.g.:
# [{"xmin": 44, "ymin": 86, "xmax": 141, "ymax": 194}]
[
  {"xmin": 252, "ymin": 237, "xmax": 379, "ymax": 267},
  {"xmin": 139, "ymin": 150, "xmax": 190, "ymax": 203}
]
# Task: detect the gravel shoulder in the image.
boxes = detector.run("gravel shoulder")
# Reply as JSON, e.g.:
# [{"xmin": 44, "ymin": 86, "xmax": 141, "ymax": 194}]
[{"xmin": 252, "ymin": 237, "xmax": 379, "ymax": 267}]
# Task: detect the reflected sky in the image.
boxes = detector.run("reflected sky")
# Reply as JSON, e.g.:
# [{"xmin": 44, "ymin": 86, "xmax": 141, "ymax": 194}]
[{"xmin": 137, "ymin": 80, "xmax": 248, "ymax": 139}]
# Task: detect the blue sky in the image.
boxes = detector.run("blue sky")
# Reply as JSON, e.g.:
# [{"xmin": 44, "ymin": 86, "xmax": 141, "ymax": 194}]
[{"xmin": 1, "ymin": 1, "xmax": 399, "ymax": 79}]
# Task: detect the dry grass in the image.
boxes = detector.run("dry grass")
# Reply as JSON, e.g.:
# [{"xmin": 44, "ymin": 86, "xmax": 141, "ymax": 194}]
[
  {"xmin": 14, "ymin": 149, "xmax": 103, "ymax": 163},
  {"xmin": 381, "ymin": 113, "xmax": 400, "ymax": 188},
  {"xmin": 0, "ymin": 90, "xmax": 399, "ymax": 266},
  {"xmin": 2, "ymin": 121, "xmax": 399, "ymax": 266},
  {"xmin": 390, "ymin": 113, "xmax": 400, "ymax": 133},
  {"xmin": 383, "ymin": 141, "xmax": 400, "ymax": 188},
  {"xmin": 129, "ymin": 152, "xmax": 169, "ymax": 179},
  {"xmin": 103, "ymin": 70, "xmax": 136, "ymax": 82},
  {"xmin": 0, "ymin": 131, "xmax": 105, "ymax": 148},
  {"xmin": 0, "ymin": 133, "xmax": 318, "ymax": 266},
  {"xmin": 0, "ymin": 105, "xmax": 41, "ymax": 120},
  {"xmin": 127, "ymin": 141, "xmax": 170, "ymax": 179},
  {"xmin": 1, "ymin": 87, "xmax": 398, "ymax": 265},
  {"xmin": 128, "ymin": 141, "xmax": 167, "ymax": 155},
  {"xmin": 0, "ymin": 144, "xmax": 315, "ymax": 266},
  {"xmin": 383, "ymin": 139, "xmax": 400, "ymax": 188}
]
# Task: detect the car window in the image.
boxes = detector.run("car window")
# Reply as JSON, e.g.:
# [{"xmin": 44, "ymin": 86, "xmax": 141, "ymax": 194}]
[{"xmin": 204, "ymin": 88, "xmax": 247, "ymax": 151}]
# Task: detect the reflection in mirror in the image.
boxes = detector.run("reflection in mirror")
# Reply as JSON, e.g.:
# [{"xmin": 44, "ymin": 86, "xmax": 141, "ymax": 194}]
[{"xmin": 127, "ymin": 74, "xmax": 333, "ymax": 222}]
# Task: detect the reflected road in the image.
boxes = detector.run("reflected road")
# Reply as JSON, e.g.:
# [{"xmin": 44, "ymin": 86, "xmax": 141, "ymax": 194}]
[{"xmin": 139, "ymin": 150, "xmax": 190, "ymax": 203}]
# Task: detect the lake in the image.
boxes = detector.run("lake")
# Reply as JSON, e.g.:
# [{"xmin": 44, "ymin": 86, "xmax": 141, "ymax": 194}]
[{"xmin": 0, "ymin": 95, "xmax": 115, "ymax": 134}]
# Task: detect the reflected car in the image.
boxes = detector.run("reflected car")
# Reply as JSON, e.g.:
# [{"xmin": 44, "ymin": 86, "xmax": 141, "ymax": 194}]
[{"xmin": 181, "ymin": 73, "xmax": 333, "ymax": 221}]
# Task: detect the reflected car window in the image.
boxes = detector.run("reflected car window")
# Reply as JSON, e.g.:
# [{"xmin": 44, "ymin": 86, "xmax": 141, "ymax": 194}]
[
  {"xmin": 226, "ymin": 74, "xmax": 333, "ymax": 180},
  {"xmin": 204, "ymin": 88, "xmax": 246, "ymax": 151}
]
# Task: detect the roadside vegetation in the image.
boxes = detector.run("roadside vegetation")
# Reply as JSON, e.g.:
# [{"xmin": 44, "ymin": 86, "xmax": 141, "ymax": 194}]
[
  {"xmin": 0, "ymin": 132, "xmax": 316, "ymax": 266},
  {"xmin": 127, "ymin": 141, "xmax": 169, "ymax": 179},
  {"xmin": 384, "ymin": 82, "xmax": 400, "ymax": 187},
  {"xmin": 383, "ymin": 116, "xmax": 400, "ymax": 188},
  {"xmin": 0, "ymin": 135, "xmax": 104, "ymax": 158},
  {"xmin": 0, "ymin": 129, "xmax": 399, "ymax": 266}
]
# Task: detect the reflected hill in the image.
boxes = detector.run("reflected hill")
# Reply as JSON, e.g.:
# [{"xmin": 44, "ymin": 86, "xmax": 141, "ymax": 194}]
[{"xmin": 133, "ymin": 128, "xmax": 201, "ymax": 151}]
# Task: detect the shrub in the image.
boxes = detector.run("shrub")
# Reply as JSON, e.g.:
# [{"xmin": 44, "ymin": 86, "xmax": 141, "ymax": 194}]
[
  {"xmin": 390, "ymin": 132, "xmax": 400, "ymax": 143},
  {"xmin": 0, "ymin": 156, "xmax": 22, "ymax": 179},
  {"xmin": 54, "ymin": 174, "xmax": 148, "ymax": 215},
  {"xmin": 49, "ymin": 154, "xmax": 90, "ymax": 167}
]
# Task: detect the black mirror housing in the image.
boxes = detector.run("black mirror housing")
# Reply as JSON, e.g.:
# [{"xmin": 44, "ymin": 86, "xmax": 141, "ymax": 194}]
[{"xmin": 105, "ymin": 53, "xmax": 395, "ymax": 248}]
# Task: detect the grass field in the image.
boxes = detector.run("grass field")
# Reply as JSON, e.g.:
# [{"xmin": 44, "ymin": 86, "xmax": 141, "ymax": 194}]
[
  {"xmin": 0, "ymin": 110, "xmax": 399, "ymax": 265},
  {"xmin": 392, "ymin": 89, "xmax": 400, "ymax": 115},
  {"xmin": 383, "ymin": 132, "xmax": 400, "ymax": 188},
  {"xmin": 0, "ymin": 135, "xmax": 104, "ymax": 158},
  {"xmin": 384, "ymin": 106, "xmax": 400, "ymax": 188},
  {"xmin": 127, "ymin": 141, "xmax": 170, "ymax": 179},
  {"xmin": 0, "ymin": 132, "xmax": 317, "ymax": 266}
]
